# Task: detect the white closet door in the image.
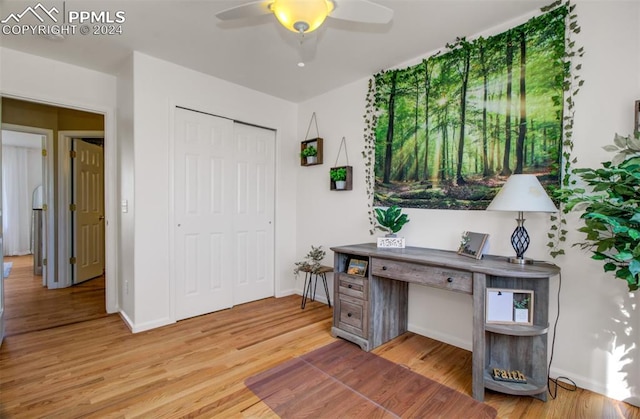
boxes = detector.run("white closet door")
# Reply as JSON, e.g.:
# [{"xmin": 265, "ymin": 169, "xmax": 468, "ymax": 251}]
[
  {"xmin": 174, "ymin": 108, "xmax": 235, "ymax": 320},
  {"xmin": 232, "ymin": 123, "xmax": 275, "ymax": 305},
  {"xmin": 173, "ymin": 109, "xmax": 275, "ymax": 320}
]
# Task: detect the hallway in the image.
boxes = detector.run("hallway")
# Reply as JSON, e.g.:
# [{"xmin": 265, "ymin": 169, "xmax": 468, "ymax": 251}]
[{"xmin": 3, "ymin": 255, "xmax": 106, "ymax": 336}]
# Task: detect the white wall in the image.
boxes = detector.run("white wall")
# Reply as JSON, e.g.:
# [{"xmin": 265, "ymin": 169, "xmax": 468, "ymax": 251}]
[
  {"xmin": 116, "ymin": 54, "xmax": 135, "ymax": 324},
  {"xmin": 297, "ymin": 1, "xmax": 639, "ymax": 404},
  {"xmin": 0, "ymin": 47, "xmax": 119, "ymax": 313},
  {"xmin": 127, "ymin": 52, "xmax": 298, "ymax": 331}
]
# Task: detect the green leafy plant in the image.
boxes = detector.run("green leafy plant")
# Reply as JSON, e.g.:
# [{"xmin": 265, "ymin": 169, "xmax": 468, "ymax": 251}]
[
  {"xmin": 374, "ymin": 205, "xmax": 410, "ymax": 235},
  {"xmin": 300, "ymin": 146, "xmax": 317, "ymax": 158},
  {"xmin": 293, "ymin": 245, "xmax": 326, "ymax": 276},
  {"xmin": 559, "ymin": 133, "xmax": 640, "ymax": 291},
  {"xmin": 330, "ymin": 167, "xmax": 347, "ymax": 182},
  {"xmin": 513, "ymin": 297, "xmax": 530, "ymax": 309}
]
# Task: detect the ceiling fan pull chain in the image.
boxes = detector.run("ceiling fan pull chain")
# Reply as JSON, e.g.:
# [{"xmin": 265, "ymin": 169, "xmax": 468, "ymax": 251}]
[
  {"xmin": 304, "ymin": 112, "xmax": 320, "ymax": 140},
  {"xmin": 334, "ymin": 136, "xmax": 349, "ymax": 167}
]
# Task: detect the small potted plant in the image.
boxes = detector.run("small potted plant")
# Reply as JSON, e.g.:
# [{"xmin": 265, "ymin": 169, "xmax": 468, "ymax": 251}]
[
  {"xmin": 374, "ymin": 205, "xmax": 410, "ymax": 237},
  {"xmin": 513, "ymin": 297, "xmax": 530, "ymax": 323},
  {"xmin": 293, "ymin": 245, "xmax": 326, "ymax": 276},
  {"xmin": 330, "ymin": 167, "xmax": 348, "ymax": 190},
  {"xmin": 300, "ymin": 145, "xmax": 318, "ymax": 165}
]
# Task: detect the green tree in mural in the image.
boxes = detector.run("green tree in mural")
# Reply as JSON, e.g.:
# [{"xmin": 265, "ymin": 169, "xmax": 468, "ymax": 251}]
[
  {"xmin": 515, "ymin": 28, "xmax": 528, "ymax": 174},
  {"xmin": 383, "ymin": 70, "xmax": 398, "ymax": 184},
  {"xmin": 501, "ymin": 29, "xmax": 514, "ymax": 177}
]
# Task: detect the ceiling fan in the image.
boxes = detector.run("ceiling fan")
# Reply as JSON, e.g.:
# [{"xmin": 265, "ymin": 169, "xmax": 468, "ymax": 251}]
[{"xmin": 215, "ymin": 0, "xmax": 393, "ymax": 34}]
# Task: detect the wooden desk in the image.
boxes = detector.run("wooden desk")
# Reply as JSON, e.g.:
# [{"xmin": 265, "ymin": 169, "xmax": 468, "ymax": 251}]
[{"xmin": 330, "ymin": 243, "xmax": 560, "ymax": 402}]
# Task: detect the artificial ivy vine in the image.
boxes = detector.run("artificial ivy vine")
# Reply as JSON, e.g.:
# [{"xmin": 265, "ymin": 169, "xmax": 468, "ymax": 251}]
[
  {"xmin": 546, "ymin": 0, "xmax": 583, "ymax": 258},
  {"xmin": 363, "ymin": 77, "xmax": 379, "ymax": 234}
]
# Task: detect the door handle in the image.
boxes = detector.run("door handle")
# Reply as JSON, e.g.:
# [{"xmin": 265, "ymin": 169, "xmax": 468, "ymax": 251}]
[{"xmin": 99, "ymin": 216, "xmax": 105, "ymax": 220}]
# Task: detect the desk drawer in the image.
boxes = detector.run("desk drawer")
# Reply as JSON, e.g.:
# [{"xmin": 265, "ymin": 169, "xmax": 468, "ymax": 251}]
[
  {"xmin": 337, "ymin": 274, "xmax": 367, "ymax": 300},
  {"xmin": 371, "ymin": 258, "xmax": 472, "ymax": 294},
  {"xmin": 337, "ymin": 295, "xmax": 368, "ymax": 338}
]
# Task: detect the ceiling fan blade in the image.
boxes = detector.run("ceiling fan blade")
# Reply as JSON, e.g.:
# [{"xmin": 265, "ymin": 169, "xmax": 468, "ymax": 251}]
[
  {"xmin": 330, "ymin": 0, "xmax": 393, "ymax": 24},
  {"xmin": 215, "ymin": 1, "xmax": 273, "ymax": 21}
]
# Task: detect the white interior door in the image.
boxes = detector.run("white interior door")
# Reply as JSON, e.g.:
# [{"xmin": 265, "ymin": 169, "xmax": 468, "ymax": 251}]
[
  {"xmin": 173, "ymin": 109, "xmax": 275, "ymax": 320},
  {"xmin": 0, "ymin": 124, "xmax": 4, "ymax": 346},
  {"xmin": 73, "ymin": 139, "xmax": 105, "ymax": 284},
  {"xmin": 233, "ymin": 123, "xmax": 275, "ymax": 305},
  {"xmin": 174, "ymin": 108, "xmax": 235, "ymax": 320}
]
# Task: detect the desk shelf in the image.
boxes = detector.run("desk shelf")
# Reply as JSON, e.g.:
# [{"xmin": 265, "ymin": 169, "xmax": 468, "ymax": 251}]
[{"xmin": 485, "ymin": 323, "xmax": 549, "ymax": 336}]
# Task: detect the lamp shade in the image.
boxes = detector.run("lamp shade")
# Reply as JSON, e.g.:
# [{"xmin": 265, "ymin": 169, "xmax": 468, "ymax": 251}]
[
  {"xmin": 487, "ymin": 174, "xmax": 557, "ymax": 213},
  {"xmin": 271, "ymin": 0, "xmax": 334, "ymax": 33}
]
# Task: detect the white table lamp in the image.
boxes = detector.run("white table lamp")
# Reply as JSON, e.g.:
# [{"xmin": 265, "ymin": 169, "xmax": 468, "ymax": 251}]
[{"xmin": 487, "ymin": 174, "xmax": 557, "ymax": 264}]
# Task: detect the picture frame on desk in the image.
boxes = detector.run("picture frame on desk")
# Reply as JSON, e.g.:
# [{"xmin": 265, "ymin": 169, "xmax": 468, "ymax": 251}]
[
  {"xmin": 486, "ymin": 288, "xmax": 534, "ymax": 325},
  {"xmin": 458, "ymin": 231, "xmax": 489, "ymax": 259},
  {"xmin": 346, "ymin": 258, "xmax": 368, "ymax": 277}
]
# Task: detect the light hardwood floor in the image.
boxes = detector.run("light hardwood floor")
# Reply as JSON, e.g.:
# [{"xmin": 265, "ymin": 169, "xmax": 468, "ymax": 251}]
[{"xmin": 0, "ymin": 258, "xmax": 638, "ymax": 418}]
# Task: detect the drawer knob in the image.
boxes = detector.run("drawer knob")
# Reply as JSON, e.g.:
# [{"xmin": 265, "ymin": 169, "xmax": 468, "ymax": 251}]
[
  {"xmin": 382, "ymin": 266, "xmax": 387, "ymax": 271},
  {"xmin": 347, "ymin": 312, "xmax": 352, "ymax": 317},
  {"xmin": 348, "ymin": 284, "xmax": 353, "ymax": 289},
  {"xmin": 447, "ymin": 277, "xmax": 453, "ymax": 283}
]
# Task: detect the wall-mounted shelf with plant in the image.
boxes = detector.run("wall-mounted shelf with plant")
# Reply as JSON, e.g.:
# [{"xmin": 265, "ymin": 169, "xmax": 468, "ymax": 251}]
[
  {"xmin": 301, "ymin": 112, "xmax": 323, "ymax": 166},
  {"xmin": 330, "ymin": 166, "xmax": 352, "ymax": 190},
  {"xmin": 301, "ymin": 139, "xmax": 323, "ymax": 166}
]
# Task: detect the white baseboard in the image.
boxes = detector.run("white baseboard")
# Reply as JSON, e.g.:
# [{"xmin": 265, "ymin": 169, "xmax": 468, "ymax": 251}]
[
  {"xmin": 407, "ymin": 323, "xmax": 472, "ymax": 352},
  {"xmin": 119, "ymin": 311, "xmax": 174, "ymax": 333}
]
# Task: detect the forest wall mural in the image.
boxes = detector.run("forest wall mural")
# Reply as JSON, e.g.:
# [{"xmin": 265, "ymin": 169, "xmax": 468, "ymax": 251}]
[{"xmin": 370, "ymin": 6, "xmax": 567, "ymax": 210}]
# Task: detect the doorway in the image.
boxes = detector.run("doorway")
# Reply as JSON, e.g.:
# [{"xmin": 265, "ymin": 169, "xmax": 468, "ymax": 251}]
[
  {"xmin": 1, "ymin": 127, "xmax": 54, "ymax": 287},
  {"xmin": 1, "ymin": 97, "xmax": 111, "ymax": 338}
]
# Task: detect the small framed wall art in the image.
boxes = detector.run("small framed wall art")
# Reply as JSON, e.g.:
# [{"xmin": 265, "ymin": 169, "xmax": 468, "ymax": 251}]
[{"xmin": 486, "ymin": 288, "xmax": 534, "ymax": 325}]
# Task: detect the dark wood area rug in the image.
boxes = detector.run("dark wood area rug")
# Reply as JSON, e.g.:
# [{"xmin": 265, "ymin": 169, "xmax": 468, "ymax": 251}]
[{"xmin": 246, "ymin": 339, "xmax": 497, "ymax": 418}]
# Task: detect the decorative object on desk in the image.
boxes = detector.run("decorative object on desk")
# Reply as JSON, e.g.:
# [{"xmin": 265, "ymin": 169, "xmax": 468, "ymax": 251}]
[
  {"xmin": 513, "ymin": 295, "xmax": 532, "ymax": 324},
  {"xmin": 458, "ymin": 231, "xmax": 489, "ymax": 260},
  {"xmin": 330, "ymin": 136, "xmax": 352, "ymax": 190},
  {"xmin": 486, "ymin": 288, "xmax": 534, "ymax": 325},
  {"xmin": 487, "ymin": 174, "xmax": 557, "ymax": 264},
  {"xmin": 346, "ymin": 258, "xmax": 368, "ymax": 276},
  {"xmin": 491, "ymin": 368, "xmax": 527, "ymax": 384},
  {"xmin": 558, "ymin": 133, "xmax": 640, "ymax": 291},
  {"xmin": 377, "ymin": 236, "xmax": 405, "ymax": 248},
  {"xmin": 300, "ymin": 112, "xmax": 323, "ymax": 166},
  {"xmin": 293, "ymin": 245, "xmax": 326, "ymax": 277},
  {"xmin": 374, "ymin": 205, "xmax": 409, "ymax": 236}
]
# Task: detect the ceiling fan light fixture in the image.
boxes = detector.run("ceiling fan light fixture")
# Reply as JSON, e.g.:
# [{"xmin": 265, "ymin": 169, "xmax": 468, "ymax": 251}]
[{"xmin": 271, "ymin": 0, "xmax": 334, "ymax": 34}]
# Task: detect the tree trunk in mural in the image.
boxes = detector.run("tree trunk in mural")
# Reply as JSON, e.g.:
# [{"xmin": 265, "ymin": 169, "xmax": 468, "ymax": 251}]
[
  {"xmin": 515, "ymin": 29, "xmax": 527, "ymax": 174},
  {"xmin": 383, "ymin": 71, "xmax": 398, "ymax": 184},
  {"xmin": 413, "ymin": 69, "xmax": 420, "ymax": 181},
  {"xmin": 423, "ymin": 61, "xmax": 432, "ymax": 180},
  {"xmin": 501, "ymin": 33, "xmax": 514, "ymax": 176},
  {"xmin": 480, "ymin": 42, "xmax": 491, "ymax": 177},
  {"xmin": 456, "ymin": 45, "xmax": 471, "ymax": 185}
]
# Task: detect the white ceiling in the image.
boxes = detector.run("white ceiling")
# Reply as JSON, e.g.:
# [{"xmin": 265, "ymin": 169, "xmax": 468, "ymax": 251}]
[{"xmin": 0, "ymin": 0, "xmax": 548, "ymax": 103}]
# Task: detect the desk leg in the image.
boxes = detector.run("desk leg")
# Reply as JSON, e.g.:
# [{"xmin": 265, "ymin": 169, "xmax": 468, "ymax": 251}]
[{"xmin": 472, "ymin": 272, "xmax": 486, "ymax": 401}]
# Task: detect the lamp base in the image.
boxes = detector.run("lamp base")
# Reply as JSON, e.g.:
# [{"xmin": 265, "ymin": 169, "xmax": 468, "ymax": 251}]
[{"xmin": 508, "ymin": 256, "xmax": 534, "ymax": 265}]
